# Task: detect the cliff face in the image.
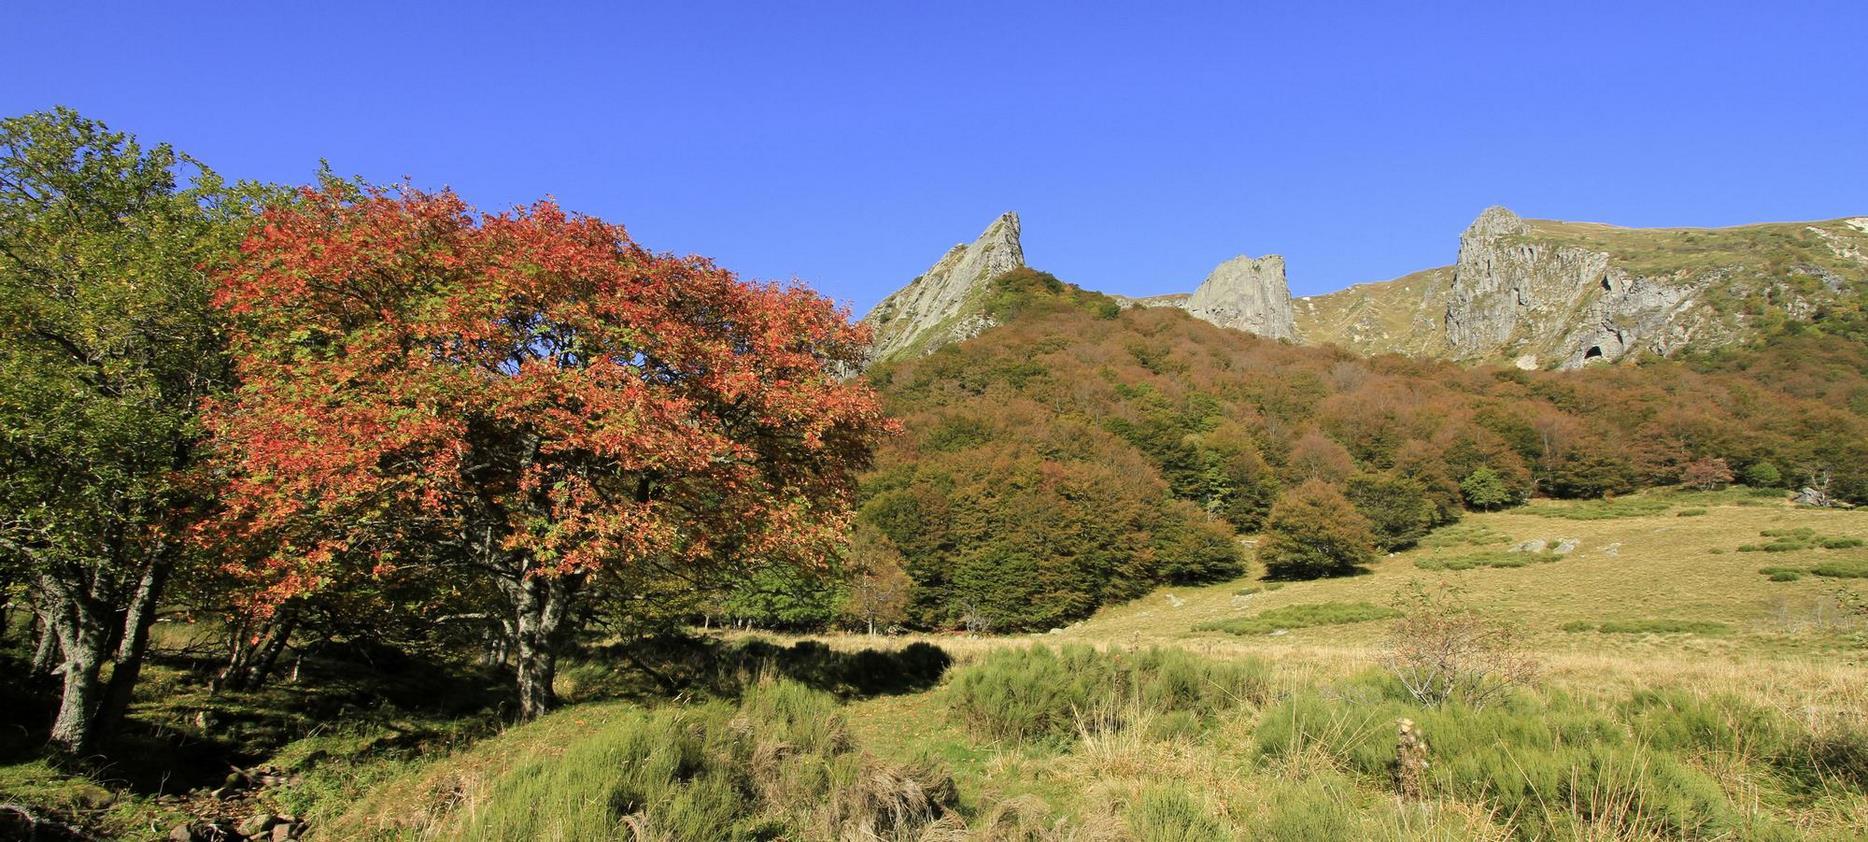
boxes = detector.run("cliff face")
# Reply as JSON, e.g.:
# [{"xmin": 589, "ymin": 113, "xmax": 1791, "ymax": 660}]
[
  {"xmin": 1300, "ymin": 208, "xmax": 1868, "ymax": 368},
  {"xmin": 861, "ymin": 212, "xmax": 1024, "ymax": 365},
  {"xmin": 1181, "ymin": 254, "xmax": 1295, "ymax": 340}
]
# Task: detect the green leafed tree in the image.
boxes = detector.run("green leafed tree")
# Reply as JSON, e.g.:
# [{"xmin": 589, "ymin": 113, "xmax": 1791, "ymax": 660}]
[
  {"xmin": 0, "ymin": 108, "xmax": 261, "ymax": 754},
  {"xmin": 1345, "ymin": 472, "xmax": 1437, "ymax": 551},
  {"xmin": 1459, "ymin": 466, "xmax": 1517, "ymax": 511},
  {"xmin": 1257, "ymin": 479, "xmax": 1378, "ymax": 580}
]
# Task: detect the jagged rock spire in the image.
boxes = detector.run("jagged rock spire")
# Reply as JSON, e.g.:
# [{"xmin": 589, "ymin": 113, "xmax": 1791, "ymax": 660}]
[
  {"xmin": 1182, "ymin": 254, "xmax": 1295, "ymax": 340},
  {"xmin": 861, "ymin": 212, "xmax": 1024, "ymax": 365}
]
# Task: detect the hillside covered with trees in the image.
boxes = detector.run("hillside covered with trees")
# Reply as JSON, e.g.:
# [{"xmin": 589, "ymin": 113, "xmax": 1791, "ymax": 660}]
[{"xmin": 846, "ymin": 268, "xmax": 1868, "ymax": 630}]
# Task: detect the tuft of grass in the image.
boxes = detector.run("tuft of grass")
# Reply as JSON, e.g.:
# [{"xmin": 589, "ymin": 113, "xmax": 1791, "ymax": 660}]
[
  {"xmin": 1527, "ymin": 497, "xmax": 1673, "ymax": 520},
  {"xmin": 1677, "ymin": 508, "xmax": 1709, "ymax": 517},
  {"xmin": 1738, "ymin": 528, "xmax": 1864, "ymax": 553},
  {"xmin": 1759, "ymin": 566, "xmax": 1805, "ymax": 582},
  {"xmin": 945, "ymin": 644, "xmax": 1268, "ymax": 745},
  {"xmin": 1420, "ymin": 522, "xmax": 1513, "ymax": 549},
  {"xmin": 1414, "ymin": 550, "xmax": 1559, "ymax": 571},
  {"xmin": 1256, "ymin": 673, "xmax": 1801, "ymax": 840},
  {"xmin": 1125, "ymin": 785, "xmax": 1232, "ymax": 841},
  {"xmin": 1810, "ymin": 560, "xmax": 1868, "ymax": 579},
  {"xmin": 1196, "ymin": 602, "xmax": 1400, "ymax": 636},
  {"xmin": 430, "ymin": 680, "xmax": 955, "ymax": 841},
  {"xmin": 1562, "ymin": 619, "xmax": 1732, "ymax": 635}
]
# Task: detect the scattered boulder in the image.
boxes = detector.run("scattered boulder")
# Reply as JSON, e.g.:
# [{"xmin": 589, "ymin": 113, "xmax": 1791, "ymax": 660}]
[
  {"xmin": 1553, "ymin": 538, "xmax": 1580, "ymax": 555},
  {"xmin": 1793, "ymin": 486, "xmax": 1848, "ymax": 508},
  {"xmin": 1512, "ymin": 539, "xmax": 1548, "ymax": 553},
  {"xmin": 236, "ymin": 813, "xmax": 277, "ymax": 838},
  {"xmin": 1602, "ymin": 543, "xmax": 1622, "ymax": 557}
]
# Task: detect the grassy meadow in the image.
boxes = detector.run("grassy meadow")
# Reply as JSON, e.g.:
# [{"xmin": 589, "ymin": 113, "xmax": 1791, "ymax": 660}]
[
  {"xmin": 7, "ymin": 488, "xmax": 1866, "ymax": 840},
  {"xmin": 320, "ymin": 490, "xmax": 1867, "ymax": 839}
]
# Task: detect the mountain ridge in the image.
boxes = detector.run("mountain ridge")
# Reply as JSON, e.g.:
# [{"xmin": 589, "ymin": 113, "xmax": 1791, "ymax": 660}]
[{"xmin": 863, "ymin": 207, "xmax": 1868, "ymax": 370}]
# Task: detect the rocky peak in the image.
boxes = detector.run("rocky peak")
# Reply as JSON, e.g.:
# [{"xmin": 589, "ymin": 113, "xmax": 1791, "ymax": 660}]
[
  {"xmin": 861, "ymin": 212, "xmax": 1024, "ymax": 365},
  {"xmin": 1181, "ymin": 254, "xmax": 1295, "ymax": 340},
  {"xmin": 1462, "ymin": 205, "xmax": 1531, "ymax": 243}
]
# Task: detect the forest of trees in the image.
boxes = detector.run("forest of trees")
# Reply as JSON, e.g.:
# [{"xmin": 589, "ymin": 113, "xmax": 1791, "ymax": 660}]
[
  {"xmin": 3, "ymin": 108, "xmax": 1867, "ymax": 767},
  {"xmin": 850, "ymin": 268, "xmax": 1868, "ymax": 629}
]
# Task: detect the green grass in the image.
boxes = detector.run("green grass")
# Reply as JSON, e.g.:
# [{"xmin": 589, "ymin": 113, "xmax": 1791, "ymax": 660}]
[
  {"xmin": 1562, "ymin": 619, "xmax": 1733, "ymax": 635},
  {"xmin": 944, "ymin": 644, "xmax": 1268, "ymax": 745},
  {"xmin": 1256, "ymin": 674, "xmax": 1819, "ymax": 840},
  {"xmin": 1759, "ymin": 566, "xmax": 1806, "ymax": 582},
  {"xmin": 1811, "ymin": 560, "xmax": 1868, "ymax": 579},
  {"xmin": 1414, "ymin": 550, "xmax": 1559, "ymax": 571},
  {"xmin": 1525, "ymin": 497, "xmax": 1673, "ymax": 520},
  {"xmin": 1739, "ymin": 528, "xmax": 1865, "ymax": 552},
  {"xmin": 1195, "ymin": 602, "xmax": 1400, "ymax": 636},
  {"xmin": 1677, "ymin": 507, "xmax": 1709, "ymax": 517}
]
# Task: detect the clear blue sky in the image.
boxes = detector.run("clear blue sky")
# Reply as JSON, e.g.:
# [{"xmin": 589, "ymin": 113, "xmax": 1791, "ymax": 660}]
[{"xmin": 6, "ymin": 2, "xmax": 1865, "ymax": 310}]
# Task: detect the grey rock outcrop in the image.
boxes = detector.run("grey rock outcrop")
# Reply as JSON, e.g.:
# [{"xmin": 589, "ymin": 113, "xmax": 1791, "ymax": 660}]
[
  {"xmin": 1445, "ymin": 206, "xmax": 1727, "ymax": 369},
  {"xmin": 861, "ymin": 212, "xmax": 1023, "ymax": 365},
  {"xmin": 1182, "ymin": 254, "xmax": 1295, "ymax": 340}
]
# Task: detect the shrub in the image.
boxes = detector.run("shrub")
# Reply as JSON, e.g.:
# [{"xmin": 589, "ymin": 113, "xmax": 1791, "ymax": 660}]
[
  {"xmin": 1344, "ymin": 472, "xmax": 1437, "ymax": 551},
  {"xmin": 1197, "ymin": 602, "xmax": 1399, "ymax": 636},
  {"xmin": 1382, "ymin": 583, "xmax": 1537, "ymax": 708},
  {"xmin": 1676, "ymin": 507, "xmax": 1708, "ymax": 517},
  {"xmin": 945, "ymin": 645, "xmax": 1267, "ymax": 745},
  {"xmin": 1258, "ymin": 479, "xmax": 1378, "ymax": 579},
  {"xmin": 1762, "ymin": 568, "xmax": 1804, "ymax": 582}
]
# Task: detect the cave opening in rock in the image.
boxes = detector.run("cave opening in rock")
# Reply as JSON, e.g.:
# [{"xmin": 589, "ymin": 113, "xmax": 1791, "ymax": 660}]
[
  {"xmin": 1584, "ymin": 345, "xmax": 1604, "ymax": 359},
  {"xmin": 1600, "ymin": 276, "xmax": 1612, "ymax": 291}
]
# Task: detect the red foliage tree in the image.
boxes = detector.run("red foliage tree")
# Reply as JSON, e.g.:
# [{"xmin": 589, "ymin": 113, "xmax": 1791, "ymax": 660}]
[{"xmin": 202, "ymin": 182, "xmax": 891, "ymax": 717}]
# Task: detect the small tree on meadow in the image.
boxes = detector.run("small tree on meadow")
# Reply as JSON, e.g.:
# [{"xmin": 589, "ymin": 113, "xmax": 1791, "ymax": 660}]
[
  {"xmin": 842, "ymin": 525, "xmax": 912, "ymax": 634},
  {"xmin": 1258, "ymin": 479, "xmax": 1378, "ymax": 579},
  {"xmin": 1459, "ymin": 466, "xmax": 1516, "ymax": 511},
  {"xmin": 1681, "ymin": 457, "xmax": 1735, "ymax": 491}
]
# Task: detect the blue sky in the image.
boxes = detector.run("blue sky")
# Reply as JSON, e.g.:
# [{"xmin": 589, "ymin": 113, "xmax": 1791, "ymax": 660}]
[{"xmin": 6, "ymin": 2, "xmax": 1865, "ymax": 311}]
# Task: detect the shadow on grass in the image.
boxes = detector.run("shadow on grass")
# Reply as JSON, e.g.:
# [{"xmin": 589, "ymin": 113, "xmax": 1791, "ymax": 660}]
[{"xmin": 565, "ymin": 636, "xmax": 952, "ymax": 704}]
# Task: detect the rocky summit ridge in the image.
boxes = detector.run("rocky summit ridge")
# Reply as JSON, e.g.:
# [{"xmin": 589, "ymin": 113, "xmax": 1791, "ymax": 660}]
[{"xmin": 864, "ymin": 207, "xmax": 1867, "ymax": 369}]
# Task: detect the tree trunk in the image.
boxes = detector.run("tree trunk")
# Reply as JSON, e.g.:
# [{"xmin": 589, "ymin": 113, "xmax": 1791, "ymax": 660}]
[
  {"xmin": 96, "ymin": 557, "xmax": 168, "ymax": 736},
  {"xmin": 505, "ymin": 572, "xmax": 576, "ymax": 720},
  {"xmin": 47, "ymin": 605, "xmax": 107, "ymax": 756},
  {"xmin": 30, "ymin": 611, "xmax": 60, "ymax": 674}
]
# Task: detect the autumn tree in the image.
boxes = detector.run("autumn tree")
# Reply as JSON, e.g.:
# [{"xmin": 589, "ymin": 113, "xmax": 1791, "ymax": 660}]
[
  {"xmin": 1681, "ymin": 456, "xmax": 1735, "ymax": 491},
  {"xmin": 203, "ymin": 181, "xmax": 891, "ymax": 718},
  {"xmin": 1258, "ymin": 479, "xmax": 1378, "ymax": 579},
  {"xmin": 0, "ymin": 109, "xmax": 258, "ymax": 754}
]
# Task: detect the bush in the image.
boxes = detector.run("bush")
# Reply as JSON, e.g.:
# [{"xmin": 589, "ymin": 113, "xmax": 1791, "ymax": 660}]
[
  {"xmin": 1258, "ymin": 479, "xmax": 1378, "ymax": 579},
  {"xmin": 1197, "ymin": 602, "xmax": 1399, "ymax": 636},
  {"xmin": 1741, "ymin": 461, "xmax": 1783, "ymax": 488},
  {"xmin": 1344, "ymin": 472, "xmax": 1437, "ymax": 551},
  {"xmin": 1382, "ymin": 583, "xmax": 1536, "ymax": 708},
  {"xmin": 1676, "ymin": 507, "xmax": 1708, "ymax": 517},
  {"xmin": 945, "ymin": 645, "xmax": 1268, "ymax": 745}
]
